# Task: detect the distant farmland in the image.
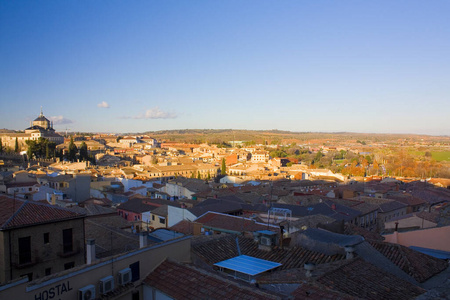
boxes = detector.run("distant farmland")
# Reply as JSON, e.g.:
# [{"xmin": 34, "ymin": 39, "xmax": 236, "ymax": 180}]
[{"xmin": 432, "ymin": 151, "xmax": 450, "ymax": 161}]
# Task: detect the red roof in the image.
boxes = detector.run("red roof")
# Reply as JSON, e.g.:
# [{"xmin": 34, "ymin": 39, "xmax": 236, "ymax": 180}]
[
  {"xmin": 144, "ymin": 260, "xmax": 279, "ymax": 300},
  {"xmin": 170, "ymin": 219, "xmax": 195, "ymax": 235},
  {"xmin": 195, "ymin": 212, "xmax": 278, "ymax": 233},
  {"xmin": 292, "ymin": 282, "xmax": 357, "ymax": 300},
  {"xmin": 316, "ymin": 258, "xmax": 425, "ymax": 299},
  {"xmin": 0, "ymin": 196, "xmax": 82, "ymax": 230}
]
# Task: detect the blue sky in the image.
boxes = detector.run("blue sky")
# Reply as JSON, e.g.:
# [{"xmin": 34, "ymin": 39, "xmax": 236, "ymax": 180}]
[{"xmin": 1, "ymin": 1, "xmax": 449, "ymax": 135}]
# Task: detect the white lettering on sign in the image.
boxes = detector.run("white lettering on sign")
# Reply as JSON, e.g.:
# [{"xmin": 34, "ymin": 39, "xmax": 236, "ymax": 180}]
[{"xmin": 34, "ymin": 281, "xmax": 73, "ymax": 300}]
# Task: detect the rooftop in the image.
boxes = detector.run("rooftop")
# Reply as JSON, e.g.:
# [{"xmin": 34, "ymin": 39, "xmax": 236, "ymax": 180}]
[
  {"xmin": 144, "ymin": 259, "xmax": 280, "ymax": 300},
  {"xmin": 214, "ymin": 255, "xmax": 282, "ymax": 277},
  {"xmin": 192, "ymin": 235, "xmax": 346, "ymax": 271},
  {"xmin": 0, "ymin": 196, "xmax": 83, "ymax": 230},
  {"xmin": 316, "ymin": 258, "xmax": 426, "ymax": 300}
]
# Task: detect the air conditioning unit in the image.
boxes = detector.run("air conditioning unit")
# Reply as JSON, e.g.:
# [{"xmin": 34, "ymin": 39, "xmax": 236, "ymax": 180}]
[
  {"xmin": 99, "ymin": 275, "xmax": 114, "ymax": 294},
  {"xmin": 118, "ymin": 268, "xmax": 132, "ymax": 285},
  {"xmin": 260, "ymin": 236, "xmax": 272, "ymax": 246},
  {"xmin": 78, "ymin": 285, "xmax": 95, "ymax": 300}
]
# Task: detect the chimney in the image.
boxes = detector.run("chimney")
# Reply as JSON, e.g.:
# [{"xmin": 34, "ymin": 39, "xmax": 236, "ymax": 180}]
[
  {"xmin": 51, "ymin": 194, "xmax": 56, "ymax": 205},
  {"xmin": 193, "ymin": 222, "xmax": 202, "ymax": 236},
  {"xmin": 139, "ymin": 232, "xmax": 148, "ymax": 248},
  {"xmin": 304, "ymin": 262, "xmax": 315, "ymax": 278},
  {"xmin": 344, "ymin": 245, "xmax": 355, "ymax": 259},
  {"xmin": 86, "ymin": 239, "xmax": 96, "ymax": 265}
]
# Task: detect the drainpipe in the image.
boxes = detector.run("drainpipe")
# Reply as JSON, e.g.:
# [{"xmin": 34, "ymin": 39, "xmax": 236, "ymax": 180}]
[{"xmin": 86, "ymin": 239, "xmax": 96, "ymax": 265}]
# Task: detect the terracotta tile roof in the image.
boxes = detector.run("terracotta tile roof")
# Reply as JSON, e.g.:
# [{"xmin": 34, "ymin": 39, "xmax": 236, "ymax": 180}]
[
  {"xmin": 368, "ymin": 240, "xmax": 448, "ymax": 283},
  {"xmin": 117, "ymin": 198, "xmax": 159, "ymax": 213},
  {"xmin": 415, "ymin": 211, "xmax": 440, "ymax": 223},
  {"xmin": 189, "ymin": 198, "xmax": 243, "ymax": 217},
  {"xmin": 291, "ymin": 282, "xmax": 358, "ymax": 300},
  {"xmin": 143, "ymin": 259, "xmax": 280, "ymax": 300},
  {"xmin": 5, "ymin": 181, "xmax": 38, "ymax": 188},
  {"xmin": 192, "ymin": 235, "xmax": 345, "ymax": 271},
  {"xmin": 316, "ymin": 258, "xmax": 426, "ymax": 300},
  {"xmin": 195, "ymin": 212, "xmax": 278, "ymax": 234},
  {"xmin": 272, "ymin": 201, "xmax": 361, "ymax": 222},
  {"xmin": 0, "ymin": 195, "xmax": 82, "ymax": 230},
  {"xmin": 387, "ymin": 194, "xmax": 426, "ymax": 206},
  {"xmin": 170, "ymin": 220, "xmax": 195, "ymax": 234},
  {"xmin": 84, "ymin": 216, "xmax": 142, "ymax": 258},
  {"xmin": 344, "ymin": 223, "xmax": 385, "ymax": 241}
]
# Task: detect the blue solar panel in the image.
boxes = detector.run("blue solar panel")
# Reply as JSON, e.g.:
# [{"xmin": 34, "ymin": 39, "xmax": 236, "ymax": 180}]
[{"xmin": 214, "ymin": 255, "xmax": 282, "ymax": 276}]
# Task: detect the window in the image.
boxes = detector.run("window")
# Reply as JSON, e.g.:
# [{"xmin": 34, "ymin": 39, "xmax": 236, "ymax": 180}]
[
  {"xmin": 18, "ymin": 236, "xmax": 32, "ymax": 265},
  {"xmin": 45, "ymin": 268, "xmax": 51, "ymax": 276},
  {"xmin": 62, "ymin": 228, "xmax": 73, "ymax": 253},
  {"xmin": 158, "ymin": 217, "xmax": 166, "ymax": 225},
  {"xmin": 129, "ymin": 261, "xmax": 140, "ymax": 282},
  {"xmin": 152, "ymin": 215, "xmax": 155, "ymax": 221},
  {"xmin": 44, "ymin": 232, "xmax": 50, "ymax": 244},
  {"xmin": 64, "ymin": 262, "xmax": 75, "ymax": 270}
]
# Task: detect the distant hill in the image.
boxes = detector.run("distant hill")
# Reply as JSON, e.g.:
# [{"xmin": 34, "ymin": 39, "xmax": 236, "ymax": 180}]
[
  {"xmin": 0, "ymin": 129, "xmax": 16, "ymax": 133},
  {"xmin": 124, "ymin": 129, "xmax": 448, "ymax": 144}
]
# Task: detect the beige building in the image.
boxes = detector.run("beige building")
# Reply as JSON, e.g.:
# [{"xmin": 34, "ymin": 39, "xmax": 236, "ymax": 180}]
[
  {"xmin": 0, "ymin": 235, "xmax": 190, "ymax": 300},
  {"xmin": 0, "ymin": 196, "xmax": 85, "ymax": 284},
  {"xmin": 0, "ymin": 109, "xmax": 64, "ymax": 150},
  {"xmin": 250, "ymin": 150, "xmax": 270, "ymax": 163}
]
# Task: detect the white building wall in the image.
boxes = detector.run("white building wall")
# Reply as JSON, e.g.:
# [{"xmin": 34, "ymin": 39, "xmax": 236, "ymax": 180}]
[
  {"xmin": 118, "ymin": 178, "xmax": 153, "ymax": 192},
  {"xmin": 167, "ymin": 206, "xmax": 197, "ymax": 227}
]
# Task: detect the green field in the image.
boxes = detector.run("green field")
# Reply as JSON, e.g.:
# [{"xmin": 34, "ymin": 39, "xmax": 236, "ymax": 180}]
[
  {"xmin": 408, "ymin": 150, "xmax": 450, "ymax": 162},
  {"xmin": 432, "ymin": 152, "xmax": 450, "ymax": 162}
]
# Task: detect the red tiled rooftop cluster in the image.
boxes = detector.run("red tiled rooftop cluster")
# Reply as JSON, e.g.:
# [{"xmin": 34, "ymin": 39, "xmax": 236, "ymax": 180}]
[{"xmin": 0, "ymin": 196, "xmax": 81, "ymax": 230}]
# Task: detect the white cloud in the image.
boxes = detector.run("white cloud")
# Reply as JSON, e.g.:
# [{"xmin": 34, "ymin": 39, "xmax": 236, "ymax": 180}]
[
  {"xmin": 134, "ymin": 107, "xmax": 177, "ymax": 119},
  {"xmin": 49, "ymin": 116, "xmax": 74, "ymax": 125},
  {"xmin": 97, "ymin": 101, "xmax": 110, "ymax": 108}
]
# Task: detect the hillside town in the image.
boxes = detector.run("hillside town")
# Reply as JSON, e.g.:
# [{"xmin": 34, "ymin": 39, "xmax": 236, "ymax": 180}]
[{"xmin": 0, "ymin": 111, "xmax": 449, "ymax": 300}]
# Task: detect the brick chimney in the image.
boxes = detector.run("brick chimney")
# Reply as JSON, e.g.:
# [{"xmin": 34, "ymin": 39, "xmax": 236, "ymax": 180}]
[{"xmin": 139, "ymin": 232, "xmax": 148, "ymax": 248}]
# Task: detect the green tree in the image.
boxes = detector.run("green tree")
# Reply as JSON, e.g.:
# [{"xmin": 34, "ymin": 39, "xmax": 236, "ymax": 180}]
[
  {"xmin": 207, "ymin": 171, "xmax": 211, "ymax": 180},
  {"xmin": 79, "ymin": 142, "xmax": 88, "ymax": 161},
  {"xmin": 26, "ymin": 138, "xmax": 56, "ymax": 159},
  {"xmin": 270, "ymin": 149, "xmax": 288, "ymax": 158},
  {"xmin": 45, "ymin": 143, "xmax": 51, "ymax": 159},
  {"xmin": 68, "ymin": 136, "xmax": 77, "ymax": 161},
  {"xmin": 197, "ymin": 171, "xmax": 201, "ymax": 179},
  {"xmin": 14, "ymin": 138, "xmax": 19, "ymax": 153},
  {"xmin": 221, "ymin": 158, "xmax": 226, "ymax": 175},
  {"xmin": 0, "ymin": 138, "xmax": 3, "ymax": 153},
  {"xmin": 26, "ymin": 140, "xmax": 37, "ymax": 159}
]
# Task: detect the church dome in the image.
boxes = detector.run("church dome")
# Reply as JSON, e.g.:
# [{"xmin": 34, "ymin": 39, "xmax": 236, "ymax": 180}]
[{"xmin": 32, "ymin": 108, "xmax": 52, "ymax": 130}]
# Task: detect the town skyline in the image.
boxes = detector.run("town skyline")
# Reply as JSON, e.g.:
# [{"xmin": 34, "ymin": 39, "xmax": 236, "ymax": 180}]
[{"xmin": 1, "ymin": 1, "xmax": 449, "ymax": 135}]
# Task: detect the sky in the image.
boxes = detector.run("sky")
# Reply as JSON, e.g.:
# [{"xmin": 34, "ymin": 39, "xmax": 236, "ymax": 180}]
[{"xmin": 0, "ymin": 1, "xmax": 449, "ymax": 135}]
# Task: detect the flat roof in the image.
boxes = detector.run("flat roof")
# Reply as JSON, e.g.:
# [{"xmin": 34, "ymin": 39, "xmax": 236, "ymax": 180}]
[{"xmin": 214, "ymin": 255, "xmax": 282, "ymax": 276}]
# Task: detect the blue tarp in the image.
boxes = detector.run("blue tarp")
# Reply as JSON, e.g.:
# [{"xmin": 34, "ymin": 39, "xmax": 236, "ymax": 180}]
[{"xmin": 214, "ymin": 255, "xmax": 281, "ymax": 276}]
